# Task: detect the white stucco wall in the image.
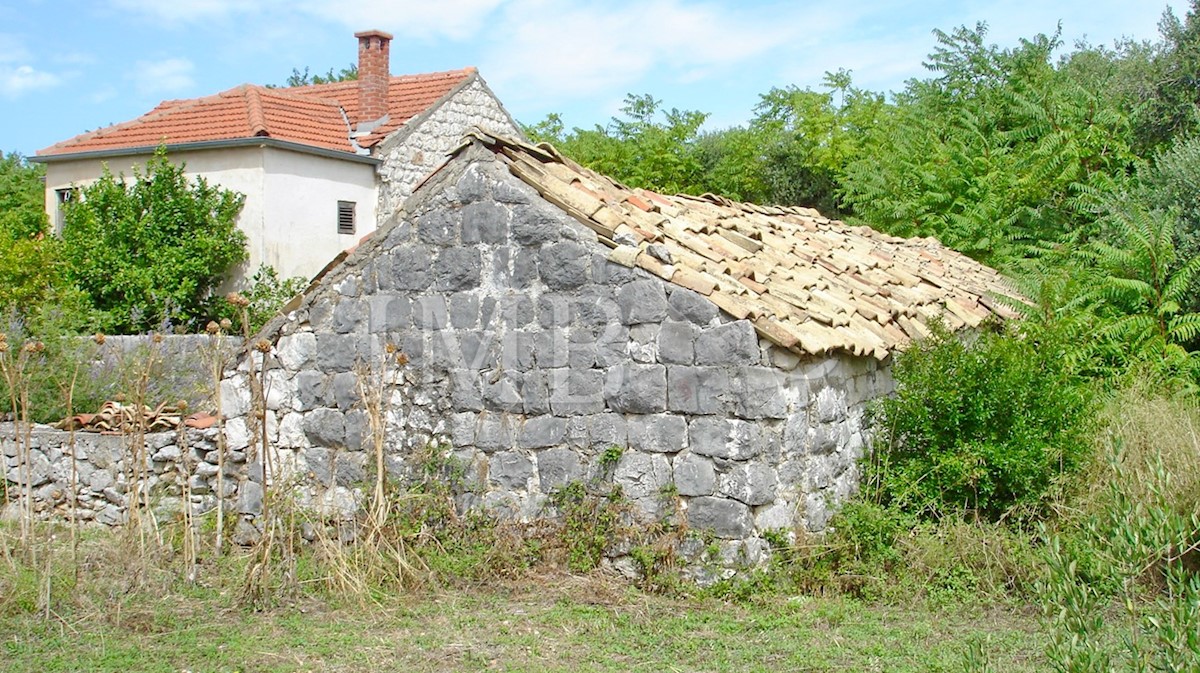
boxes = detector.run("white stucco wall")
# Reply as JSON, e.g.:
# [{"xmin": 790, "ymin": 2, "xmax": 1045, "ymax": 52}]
[
  {"xmin": 258, "ymin": 147, "xmax": 377, "ymax": 280},
  {"xmin": 40, "ymin": 145, "xmax": 378, "ymax": 286},
  {"xmin": 374, "ymin": 77, "xmax": 520, "ymax": 223},
  {"xmin": 43, "ymin": 147, "xmax": 266, "ymax": 240}
]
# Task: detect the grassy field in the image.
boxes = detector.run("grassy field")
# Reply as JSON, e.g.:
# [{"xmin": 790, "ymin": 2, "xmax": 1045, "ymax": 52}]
[{"xmin": 2, "ymin": 565, "xmax": 1047, "ymax": 673}]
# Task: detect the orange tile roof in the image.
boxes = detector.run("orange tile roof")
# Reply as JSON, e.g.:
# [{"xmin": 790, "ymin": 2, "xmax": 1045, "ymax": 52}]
[
  {"xmin": 37, "ymin": 68, "xmax": 476, "ymax": 158},
  {"xmin": 460, "ymin": 131, "xmax": 1023, "ymax": 360}
]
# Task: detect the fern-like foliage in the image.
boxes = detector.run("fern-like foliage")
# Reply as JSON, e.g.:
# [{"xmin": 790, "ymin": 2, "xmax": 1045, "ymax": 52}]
[
  {"xmin": 1087, "ymin": 201, "xmax": 1200, "ymax": 383},
  {"xmin": 839, "ymin": 23, "xmax": 1139, "ymax": 268}
]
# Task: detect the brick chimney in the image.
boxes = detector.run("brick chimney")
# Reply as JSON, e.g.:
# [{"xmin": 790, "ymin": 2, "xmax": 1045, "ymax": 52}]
[{"xmin": 355, "ymin": 30, "xmax": 392, "ymax": 130}]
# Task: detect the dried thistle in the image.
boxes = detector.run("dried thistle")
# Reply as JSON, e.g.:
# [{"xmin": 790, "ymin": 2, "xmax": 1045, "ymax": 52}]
[
  {"xmin": 219, "ymin": 318, "xmax": 233, "ymax": 330},
  {"xmin": 22, "ymin": 341, "xmax": 44, "ymax": 354},
  {"xmin": 0, "ymin": 341, "xmax": 8, "ymax": 354},
  {"xmin": 254, "ymin": 339, "xmax": 272, "ymax": 353},
  {"xmin": 205, "ymin": 321, "xmax": 220, "ymax": 335},
  {"xmin": 225, "ymin": 292, "xmax": 250, "ymax": 308},
  {"xmin": 93, "ymin": 332, "xmax": 107, "ymax": 345},
  {"xmin": 151, "ymin": 332, "xmax": 164, "ymax": 344},
  {"xmin": 385, "ymin": 343, "xmax": 398, "ymax": 354},
  {"xmin": 395, "ymin": 352, "xmax": 410, "ymax": 366}
]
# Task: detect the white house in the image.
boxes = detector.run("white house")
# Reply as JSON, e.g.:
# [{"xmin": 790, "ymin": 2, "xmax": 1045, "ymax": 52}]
[{"xmin": 33, "ymin": 30, "xmax": 521, "ymax": 283}]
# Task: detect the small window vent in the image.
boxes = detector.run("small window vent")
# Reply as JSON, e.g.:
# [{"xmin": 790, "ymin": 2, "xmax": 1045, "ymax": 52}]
[
  {"xmin": 337, "ymin": 200, "xmax": 356, "ymax": 235},
  {"xmin": 54, "ymin": 188, "xmax": 77, "ymax": 233}
]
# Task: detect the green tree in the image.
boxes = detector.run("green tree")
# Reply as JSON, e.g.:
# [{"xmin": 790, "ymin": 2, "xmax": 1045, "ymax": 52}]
[
  {"xmin": 60, "ymin": 148, "xmax": 247, "ymax": 333},
  {"xmin": 1138, "ymin": 134, "xmax": 1200, "ymax": 266},
  {"xmin": 0, "ymin": 151, "xmax": 48, "ymax": 239},
  {"xmin": 840, "ymin": 24, "xmax": 1138, "ymax": 265},
  {"xmin": 694, "ymin": 125, "xmax": 771, "ymax": 203},
  {"xmin": 283, "ymin": 63, "xmax": 358, "ymax": 87},
  {"xmin": 525, "ymin": 94, "xmax": 709, "ymax": 195},
  {"xmin": 1089, "ymin": 201, "xmax": 1200, "ymax": 379},
  {"xmin": 1127, "ymin": 0, "xmax": 1200, "ymax": 152},
  {"xmin": 0, "ymin": 152, "xmax": 87, "ymax": 327},
  {"xmin": 745, "ymin": 70, "xmax": 887, "ymax": 213}
]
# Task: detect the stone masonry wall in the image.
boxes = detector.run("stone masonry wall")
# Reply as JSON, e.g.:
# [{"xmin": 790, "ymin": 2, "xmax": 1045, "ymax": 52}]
[
  {"xmin": 1, "ymin": 424, "xmax": 263, "ymax": 531},
  {"xmin": 220, "ymin": 145, "xmax": 894, "ymax": 565},
  {"xmin": 374, "ymin": 77, "xmax": 520, "ymax": 225}
]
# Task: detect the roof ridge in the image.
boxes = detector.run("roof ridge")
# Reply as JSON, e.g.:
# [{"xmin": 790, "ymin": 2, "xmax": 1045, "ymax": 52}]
[
  {"xmin": 253, "ymin": 84, "xmax": 345, "ymax": 107},
  {"xmin": 279, "ymin": 67, "xmax": 478, "ymax": 95}
]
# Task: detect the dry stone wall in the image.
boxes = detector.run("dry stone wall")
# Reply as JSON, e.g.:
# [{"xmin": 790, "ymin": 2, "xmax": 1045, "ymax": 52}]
[
  {"xmin": 1, "ymin": 424, "xmax": 262, "ymax": 531},
  {"xmin": 375, "ymin": 77, "xmax": 520, "ymax": 224},
  {"xmin": 221, "ymin": 147, "xmax": 893, "ymax": 565}
]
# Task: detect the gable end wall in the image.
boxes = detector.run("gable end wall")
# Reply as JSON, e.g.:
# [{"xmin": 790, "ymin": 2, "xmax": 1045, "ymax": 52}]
[{"xmin": 374, "ymin": 78, "xmax": 520, "ymax": 225}]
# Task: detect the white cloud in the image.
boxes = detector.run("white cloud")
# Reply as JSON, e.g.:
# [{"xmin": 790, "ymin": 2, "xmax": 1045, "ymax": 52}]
[
  {"xmin": 131, "ymin": 58, "xmax": 196, "ymax": 96},
  {"xmin": 294, "ymin": 0, "xmax": 508, "ymax": 41},
  {"xmin": 108, "ymin": 0, "xmax": 263, "ymax": 23},
  {"xmin": 484, "ymin": 0, "xmax": 807, "ymax": 105},
  {"xmin": 0, "ymin": 64, "xmax": 60, "ymax": 98},
  {"xmin": 0, "ymin": 35, "xmax": 61, "ymax": 98}
]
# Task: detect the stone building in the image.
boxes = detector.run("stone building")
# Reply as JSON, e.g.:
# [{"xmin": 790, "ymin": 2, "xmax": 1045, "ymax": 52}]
[
  {"xmin": 221, "ymin": 131, "xmax": 1019, "ymax": 551},
  {"xmin": 33, "ymin": 30, "xmax": 520, "ymax": 283}
]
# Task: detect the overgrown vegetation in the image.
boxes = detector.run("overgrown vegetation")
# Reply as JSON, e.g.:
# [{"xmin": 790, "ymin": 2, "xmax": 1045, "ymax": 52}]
[
  {"xmin": 60, "ymin": 148, "xmax": 248, "ymax": 333},
  {"xmin": 0, "ymin": 148, "xmax": 303, "ymax": 338},
  {"xmin": 872, "ymin": 320, "xmax": 1095, "ymax": 521}
]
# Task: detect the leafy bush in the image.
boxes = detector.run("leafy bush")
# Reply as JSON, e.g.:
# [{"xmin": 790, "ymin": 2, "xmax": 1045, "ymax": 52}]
[
  {"xmin": 60, "ymin": 148, "xmax": 247, "ymax": 333},
  {"xmin": 0, "ymin": 151, "xmax": 46, "ymax": 240},
  {"xmin": 830, "ymin": 500, "xmax": 916, "ymax": 567},
  {"xmin": 1039, "ymin": 458, "xmax": 1200, "ymax": 671},
  {"xmin": 873, "ymin": 320, "xmax": 1095, "ymax": 521},
  {"xmin": 776, "ymin": 500, "xmax": 1037, "ymax": 603},
  {"xmin": 214, "ymin": 265, "xmax": 307, "ymax": 335}
]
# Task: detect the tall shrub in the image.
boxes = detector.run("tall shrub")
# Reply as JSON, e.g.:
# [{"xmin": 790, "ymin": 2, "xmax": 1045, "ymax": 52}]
[
  {"xmin": 60, "ymin": 148, "xmax": 247, "ymax": 333},
  {"xmin": 873, "ymin": 320, "xmax": 1095, "ymax": 521}
]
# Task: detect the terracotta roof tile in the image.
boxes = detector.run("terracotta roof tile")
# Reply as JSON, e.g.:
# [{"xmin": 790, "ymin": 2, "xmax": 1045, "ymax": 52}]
[
  {"xmin": 37, "ymin": 68, "xmax": 476, "ymax": 158},
  {"xmin": 463, "ymin": 131, "xmax": 1024, "ymax": 360}
]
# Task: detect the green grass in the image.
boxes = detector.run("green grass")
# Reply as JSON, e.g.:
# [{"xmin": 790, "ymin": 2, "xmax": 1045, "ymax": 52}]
[{"xmin": 1, "ymin": 558, "xmax": 1049, "ymax": 673}]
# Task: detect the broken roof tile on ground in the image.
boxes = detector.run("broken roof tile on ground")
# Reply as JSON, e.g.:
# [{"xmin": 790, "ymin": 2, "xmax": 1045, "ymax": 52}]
[{"xmin": 460, "ymin": 131, "xmax": 1021, "ymax": 360}]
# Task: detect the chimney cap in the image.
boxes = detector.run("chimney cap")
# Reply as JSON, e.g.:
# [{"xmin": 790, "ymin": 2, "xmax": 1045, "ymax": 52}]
[{"xmin": 354, "ymin": 29, "xmax": 394, "ymax": 40}]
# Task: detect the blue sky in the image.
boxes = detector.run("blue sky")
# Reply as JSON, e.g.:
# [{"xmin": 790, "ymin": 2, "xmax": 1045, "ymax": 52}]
[{"xmin": 0, "ymin": 0, "xmax": 1188, "ymax": 157}]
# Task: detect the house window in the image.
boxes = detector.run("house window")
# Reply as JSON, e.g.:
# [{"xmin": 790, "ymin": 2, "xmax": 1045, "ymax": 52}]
[
  {"xmin": 54, "ymin": 188, "xmax": 76, "ymax": 232},
  {"xmin": 337, "ymin": 200, "xmax": 356, "ymax": 235}
]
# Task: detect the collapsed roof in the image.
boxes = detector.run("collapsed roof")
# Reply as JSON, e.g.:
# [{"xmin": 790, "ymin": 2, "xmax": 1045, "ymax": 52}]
[{"xmin": 457, "ymin": 131, "xmax": 1021, "ymax": 360}]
